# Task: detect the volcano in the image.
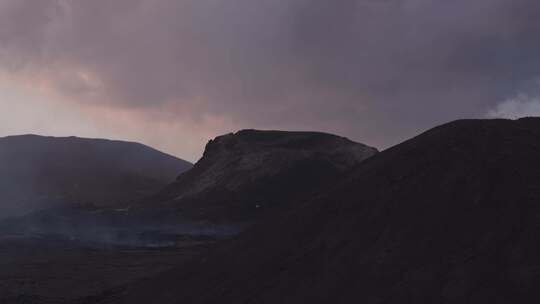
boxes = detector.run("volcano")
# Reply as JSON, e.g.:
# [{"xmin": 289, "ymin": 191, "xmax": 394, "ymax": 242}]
[
  {"xmin": 116, "ymin": 118, "xmax": 540, "ymax": 304},
  {"xmin": 139, "ymin": 129, "xmax": 377, "ymax": 222}
]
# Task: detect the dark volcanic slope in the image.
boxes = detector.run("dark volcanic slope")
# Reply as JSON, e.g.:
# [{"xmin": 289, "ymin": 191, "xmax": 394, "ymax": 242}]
[
  {"xmin": 118, "ymin": 118, "xmax": 540, "ymax": 304},
  {"xmin": 140, "ymin": 129, "xmax": 378, "ymax": 222},
  {"xmin": 0, "ymin": 135, "xmax": 192, "ymax": 217}
]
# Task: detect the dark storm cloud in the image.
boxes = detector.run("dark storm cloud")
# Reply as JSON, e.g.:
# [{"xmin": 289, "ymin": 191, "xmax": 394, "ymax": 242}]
[{"xmin": 1, "ymin": 0, "xmax": 540, "ymax": 149}]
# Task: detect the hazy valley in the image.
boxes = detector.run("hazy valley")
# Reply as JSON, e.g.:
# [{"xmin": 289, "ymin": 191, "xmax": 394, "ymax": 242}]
[{"xmin": 2, "ymin": 119, "xmax": 540, "ymax": 303}]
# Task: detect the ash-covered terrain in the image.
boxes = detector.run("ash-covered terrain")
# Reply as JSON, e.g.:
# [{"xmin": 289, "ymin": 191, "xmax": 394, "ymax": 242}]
[
  {"xmin": 98, "ymin": 118, "xmax": 540, "ymax": 304},
  {"xmin": 0, "ymin": 135, "xmax": 195, "ymax": 303},
  {"xmin": 0, "ymin": 130, "xmax": 376, "ymax": 303},
  {"xmin": 0, "ymin": 236, "xmax": 213, "ymax": 304},
  {"xmin": 4, "ymin": 119, "xmax": 540, "ymax": 303}
]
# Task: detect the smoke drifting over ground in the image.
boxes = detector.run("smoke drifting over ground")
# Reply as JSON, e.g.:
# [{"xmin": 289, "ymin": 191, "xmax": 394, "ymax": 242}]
[
  {"xmin": 1, "ymin": 0, "xmax": 540, "ymax": 157},
  {"xmin": 0, "ymin": 207, "xmax": 242, "ymax": 248}
]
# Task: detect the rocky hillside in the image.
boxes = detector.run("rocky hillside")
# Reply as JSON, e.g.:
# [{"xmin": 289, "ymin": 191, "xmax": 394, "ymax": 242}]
[
  {"xmin": 117, "ymin": 118, "xmax": 540, "ymax": 304},
  {"xmin": 141, "ymin": 129, "xmax": 378, "ymax": 222},
  {"xmin": 0, "ymin": 135, "xmax": 192, "ymax": 217}
]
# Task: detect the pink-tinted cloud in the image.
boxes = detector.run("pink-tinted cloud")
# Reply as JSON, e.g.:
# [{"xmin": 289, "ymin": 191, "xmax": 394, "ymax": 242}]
[{"xmin": 1, "ymin": 0, "xmax": 540, "ymax": 159}]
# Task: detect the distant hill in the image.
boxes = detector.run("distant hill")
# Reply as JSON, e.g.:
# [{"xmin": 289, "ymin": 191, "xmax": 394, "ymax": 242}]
[
  {"xmin": 0, "ymin": 135, "xmax": 192, "ymax": 217},
  {"xmin": 117, "ymin": 118, "xmax": 540, "ymax": 304},
  {"xmin": 138, "ymin": 129, "xmax": 378, "ymax": 222}
]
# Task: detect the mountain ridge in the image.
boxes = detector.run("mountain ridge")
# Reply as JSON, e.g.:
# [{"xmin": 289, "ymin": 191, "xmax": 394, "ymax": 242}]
[
  {"xmin": 137, "ymin": 129, "xmax": 378, "ymax": 222},
  {"xmin": 114, "ymin": 117, "xmax": 540, "ymax": 304},
  {"xmin": 0, "ymin": 134, "xmax": 192, "ymax": 217}
]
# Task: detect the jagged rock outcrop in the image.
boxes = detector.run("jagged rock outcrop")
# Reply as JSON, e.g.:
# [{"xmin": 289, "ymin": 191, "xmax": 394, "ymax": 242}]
[
  {"xmin": 142, "ymin": 129, "xmax": 378, "ymax": 221},
  {"xmin": 0, "ymin": 135, "xmax": 192, "ymax": 217}
]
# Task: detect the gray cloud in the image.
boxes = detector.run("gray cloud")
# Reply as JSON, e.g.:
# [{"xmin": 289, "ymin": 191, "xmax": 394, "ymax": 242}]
[{"xmin": 1, "ymin": 0, "xmax": 540, "ymax": 155}]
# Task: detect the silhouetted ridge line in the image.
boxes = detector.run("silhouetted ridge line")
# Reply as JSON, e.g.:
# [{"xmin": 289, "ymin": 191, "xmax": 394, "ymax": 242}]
[{"xmin": 116, "ymin": 118, "xmax": 540, "ymax": 304}]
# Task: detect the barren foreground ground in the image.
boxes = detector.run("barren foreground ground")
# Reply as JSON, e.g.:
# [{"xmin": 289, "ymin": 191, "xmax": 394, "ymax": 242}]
[{"xmin": 0, "ymin": 236, "xmax": 213, "ymax": 303}]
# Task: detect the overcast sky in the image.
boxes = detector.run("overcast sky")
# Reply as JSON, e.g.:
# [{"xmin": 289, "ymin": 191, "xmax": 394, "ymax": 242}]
[{"xmin": 0, "ymin": 0, "xmax": 539, "ymax": 161}]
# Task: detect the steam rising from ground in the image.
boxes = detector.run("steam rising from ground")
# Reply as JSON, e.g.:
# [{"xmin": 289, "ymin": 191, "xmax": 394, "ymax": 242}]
[{"xmin": 488, "ymin": 95, "xmax": 540, "ymax": 119}]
